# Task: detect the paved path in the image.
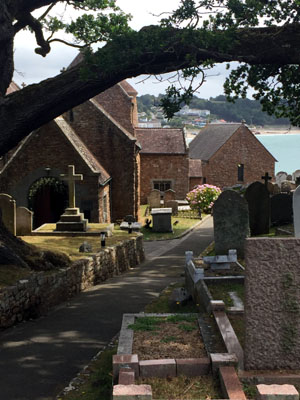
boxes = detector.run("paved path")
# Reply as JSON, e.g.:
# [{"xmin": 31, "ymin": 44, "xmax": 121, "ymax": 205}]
[{"xmin": 0, "ymin": 217, "xmax": 213, "ymax": 400}]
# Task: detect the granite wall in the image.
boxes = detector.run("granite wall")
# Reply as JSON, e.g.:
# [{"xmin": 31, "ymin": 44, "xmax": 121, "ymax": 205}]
[
  {"xmin": 0, "ymin": 235, "xmax": 144, "ymax": 329},
  {"xmin": 245, "ymin": 237, "xmax": 300, "ymax": 370}
]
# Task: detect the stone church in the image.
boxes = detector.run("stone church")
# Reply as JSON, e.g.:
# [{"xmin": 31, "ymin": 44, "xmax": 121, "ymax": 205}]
[{"xmin": 0, "ymin": 80, "xmax": 141, "ymax": 227}]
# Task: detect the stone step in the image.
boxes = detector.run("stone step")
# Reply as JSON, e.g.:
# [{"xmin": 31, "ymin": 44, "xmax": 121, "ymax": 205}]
[
  {"xmin": 59, "ymin": 214, "xmax": 84, "ymax": 222},
  {"xmin": 56, "ymin": 220, "xmax": 87, "ymax": 232}
]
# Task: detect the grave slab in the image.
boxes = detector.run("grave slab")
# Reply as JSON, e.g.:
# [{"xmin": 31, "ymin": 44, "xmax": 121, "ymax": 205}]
[
  {"xmin": 256, "ymin": 384, "xmax": 299, "ymax": 400},
  {"xmin": 113, "ymin": 384, "xmax": 152, "ymax": 400}
]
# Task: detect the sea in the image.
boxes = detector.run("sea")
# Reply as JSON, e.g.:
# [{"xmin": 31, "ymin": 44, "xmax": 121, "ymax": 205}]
[{"xmin": 256, "ymin": 134, "xmax": 300, "ymax": 175}]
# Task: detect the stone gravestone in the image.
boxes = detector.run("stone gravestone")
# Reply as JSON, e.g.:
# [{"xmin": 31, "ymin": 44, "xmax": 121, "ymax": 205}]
[
  {"xmin": 267, "ymin": 181, "xmax": 280, "ymax": 195},
  {"xmin": 213, "ymin": 190, "xmax": 249, "ymax": 257},
  {"xmin": 271, "ymin": 193, "xmax": 293, "ymax": 226},
  {"xmin": 151, "ymin": 208, "xmax": 172, "ymax": 232},
  {"xmin": 56, "ymin": 165, "xmax": 88, "ymax": 232},
  {"xmin": 166, "ymin": 200, "xmax": 178, "ymax": 216},
  {"xmin": 276, "ymin": 171, "xmax": 288, "ymax": 186},
  {"xmin": 293, "ymin": 169, "xmax": 300, "ymax": 182},
  {"xmin": 281, "ymin": 180, "xmax": 292, "ymax": 193},
  {"xmin": 245, "ymin": 237, "xmax": 300, "ymax": 369},
  {"xmin": 244, "ymin": 181, "xmax": 270, "ymax": 236},
  {"xmin": 164, "ymin": 189, "xmax": 176, "ymax": 204},
  {"xmin": 148, "ymin": 189, "xmax": 161, "ymax": 209},
  {"xmin": 0, "ymin": 193, "xmax": 16, "ymax": 235},
  {"xmin": 293, "ymin": 185, "xmax": 300, "ymax": 237},
  {"xmin": 16, "ymin": 207, "xmax": 33, "ymax": 235}
]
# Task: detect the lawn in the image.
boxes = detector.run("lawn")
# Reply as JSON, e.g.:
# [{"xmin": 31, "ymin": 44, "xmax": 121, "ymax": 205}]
[
  {"xmin": 21, "ymin": 229, "xmax": 138, "ymax": 261},
  {"xmin": 139, "ymin": 204, "xmax": 203, "ymax": 240}
]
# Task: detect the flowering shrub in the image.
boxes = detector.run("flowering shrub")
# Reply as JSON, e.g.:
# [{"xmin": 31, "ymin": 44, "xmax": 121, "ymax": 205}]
[{"xmin": 186, "ymin": 184, "xmax": 221, "ymax": 214}]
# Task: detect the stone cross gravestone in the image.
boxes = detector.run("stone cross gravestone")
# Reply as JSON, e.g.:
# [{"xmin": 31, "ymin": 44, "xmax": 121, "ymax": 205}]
[
  {"xmin": 213, "ymin": 190, "xmax": 250, "ymax": 257},
  {"xmin": 60, "ymin": 165, "xmax": 83, "ymax": 208},
  {"xmin": 293, "ymin": 185, "xmax": 300, "ymax": 237},
  {"xmin": 164, "ymin": 189, "xmax": 176, "ymax": 204},
  {"xmin": 56, "ymin": 165, "xmax": 87, "ymax": 232},
  {"xmin": 244, "ymin": 181, "xmax": 270, "ymax": 235},
  {"xmin": 148, "ymin": 189, "xmax": 161, "ymax": 209},
  {"xmin": 245, "ymin": 237, "xmax": 300, "ymax": 369},
  {"xmin": 261, "ymin": 172, "xmax": 272, "ymax": 187},
  {"xmin": 16, "ymin": 207, "xmax": 33, "ymax": 235},
  {"xmin": 271, "ymin": 193, "xmax": 293, "ymax": 226},
  {"xmin": 0, "ymin": 193, "xmax": 16, "ymax": 235}
]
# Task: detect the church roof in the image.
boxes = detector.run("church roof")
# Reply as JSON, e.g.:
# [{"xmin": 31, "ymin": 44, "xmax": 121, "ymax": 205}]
[
  {"xmin": 135, "ymin": 128, "xmax": 186, "ymax": 154},
  {"xmin": 55, "ymin": 117, "xmax": 111, "ymax": 185},
  {"xmin": 189, "ymin": 159, "xmax": 203, "ymax": 177},
  {"xmin": 119, "ymin": 80, "xmax": 137, "ymax": 96},
  {"xmin": 189, "ymin": 123, "xmax": 243, "ymax": 161}
]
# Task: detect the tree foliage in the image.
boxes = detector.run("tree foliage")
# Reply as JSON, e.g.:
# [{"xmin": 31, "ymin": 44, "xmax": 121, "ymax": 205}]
[{"xmin": 0, "ymin": 0, "xmax": 300, "ymax": 155}]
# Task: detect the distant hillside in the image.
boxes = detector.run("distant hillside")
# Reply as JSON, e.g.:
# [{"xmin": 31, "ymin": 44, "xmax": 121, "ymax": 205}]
[{"xmin": 137, "ymin": 94, "xmax": 290, "ymax": 126}]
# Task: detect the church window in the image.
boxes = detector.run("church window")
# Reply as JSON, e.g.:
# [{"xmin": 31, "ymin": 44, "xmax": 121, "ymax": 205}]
[
  {"xmin": 238, "ymin": 164, "xmax": 244, "ymax": 181},
  {"xmin": 153, "ymin": 180, "xmax": 172, "ymax": 192}
]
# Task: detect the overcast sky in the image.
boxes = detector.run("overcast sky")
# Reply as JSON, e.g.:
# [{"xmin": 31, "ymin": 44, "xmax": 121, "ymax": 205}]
[{"xmin": 13, "ymin": 0, "xmax": 232, "ymax": 99}]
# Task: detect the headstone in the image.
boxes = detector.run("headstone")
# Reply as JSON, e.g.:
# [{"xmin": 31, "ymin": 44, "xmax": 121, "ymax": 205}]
[
  {"xmin": 148, "ymin": 189, "xmax": 161, "ymax": 209},
  {"xmin": 271, "ymin": 193, "xmax": 293, "ymax": 226},
  {"xmin": 165, "ymin": 200, "xmax": 178, "ymax": 216},
  {"xmin": 79, "ymin": 241, "xmax": 93, "ymax": 253},
  {"xmin": 245, "ymin": 237, "xmax": 300, "ymax": 369},
  {"xmin": 287, "ymin": 174, "xmax": 293, "ymax": 181},
  {"xmin": 151, "ymin": 208, "xmax": 172, "ymax": 232},
  {"xmin": 261, "ymin": 172, "xmax": 272, "ymax": 187},
  {"xmin": 0, "ymin": 193, "xmax": 16, "ymax": 235},
  {"xmin": 293, "ymin": 169, "xmax": 300, "ymax": 183},
  {"xmin": 164, "ymin": 189, "xmax": 176, "ymax": 204},
  {"xmin": 213, "ymin": 190, "xmax": 250, "ymax": 257},
  {"xmin": 124, "ymin": 215, "xmax": 136, "ymax": 223},
  {"xmin": 244, "ymin": 181, "xmax": 270, "ymax": 236},
  {"xmin": 16, "ymin": 207, "xmax": 33, "ymax": 235},
  {"xmin": 276, "ymin": 171, "xmax": 288, "ymax": 186},
  {"xmin": 267, "ymin": 181, "xmax": 280, "ymax": 195},
  {"xmin": 281, "ymin": 180, "xmax": 292, "ymax": 193},
  {"xmin": 293, "ymin": 185, "xmax": 300, "ymax": 237},
  {"xmin": 56, "ymin": 165, "xmax": 88, "ymax": 232}
]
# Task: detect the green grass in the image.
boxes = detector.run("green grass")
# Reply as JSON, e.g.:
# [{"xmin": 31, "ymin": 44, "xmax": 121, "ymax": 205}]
[
  {"xmin": 58, "ymin": 345, "xmax": 116, "ymax": 400},
  {"xmin": 35, "ymin": 223, "xmax": 110, "ymax": 232},
  {"xmin": 21, "ymin": 230, "xmax": 138, "ymax": 261},
  {"xmin": 144, "ymin": 283, "xmax": 199, "ymax": 313},
  {"xmin": 127, "ymin": 314, "xmax": 197, "ymax": 332},
  {"xmin": 136, "ymin": 375, "xmax": 223, "ymax": 399},
  {"xmin": 206, "ymin": 281, "xmax": 245, "ymax": 308},
  {"xmin": 139, "ymin": 204, "xmax": 203, "ymax": 241}
]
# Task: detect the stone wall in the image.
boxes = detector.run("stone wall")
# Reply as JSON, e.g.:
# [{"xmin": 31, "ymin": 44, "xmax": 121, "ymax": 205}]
[
  {"xmin": 0, "ymin": 235, "xmax": 144, "ymax": 329},
  {"xmin": 245, "ymin": 237, "xmax": 300, "ymax": 370},
  {"xmin": 202, "ymin": 125, "xmax": 275, "ymax": 188},
  {"xmin": 139, "ymin": 153, "xmax": 189, "ymax": 204}
]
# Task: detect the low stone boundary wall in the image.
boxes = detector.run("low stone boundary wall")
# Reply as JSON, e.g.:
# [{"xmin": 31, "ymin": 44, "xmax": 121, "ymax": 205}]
[{"xmin": 0, "ymin": 235, "xmax": 144, "ymax": 329}]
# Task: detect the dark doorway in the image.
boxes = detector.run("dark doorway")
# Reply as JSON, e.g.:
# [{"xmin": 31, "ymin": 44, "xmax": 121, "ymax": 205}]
[{"xmin": 28, "ymin": 177, "xmax": 68, "ymax": 229}]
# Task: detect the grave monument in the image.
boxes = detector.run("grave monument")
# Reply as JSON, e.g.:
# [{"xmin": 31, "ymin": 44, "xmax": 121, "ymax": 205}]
[
  {"xmin": 244, "ymin": 181, "xmax": 270, "ymax": 235},
  {"xmin": 213, "ymin": 190, "xmax": 249, "ymax": 257},
  {"xmin": 56, "ymin": 165, "xmax": 88, "ymax": 232},
  {"xmin": 293, "ymin": 185, "xmax": 300, "ymax": 237}
]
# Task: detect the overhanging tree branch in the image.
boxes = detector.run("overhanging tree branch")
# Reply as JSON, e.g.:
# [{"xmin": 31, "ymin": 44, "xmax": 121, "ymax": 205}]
[{"xmin": 1, "ymin": 23, "xmax": 300, "ymax": 155}]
